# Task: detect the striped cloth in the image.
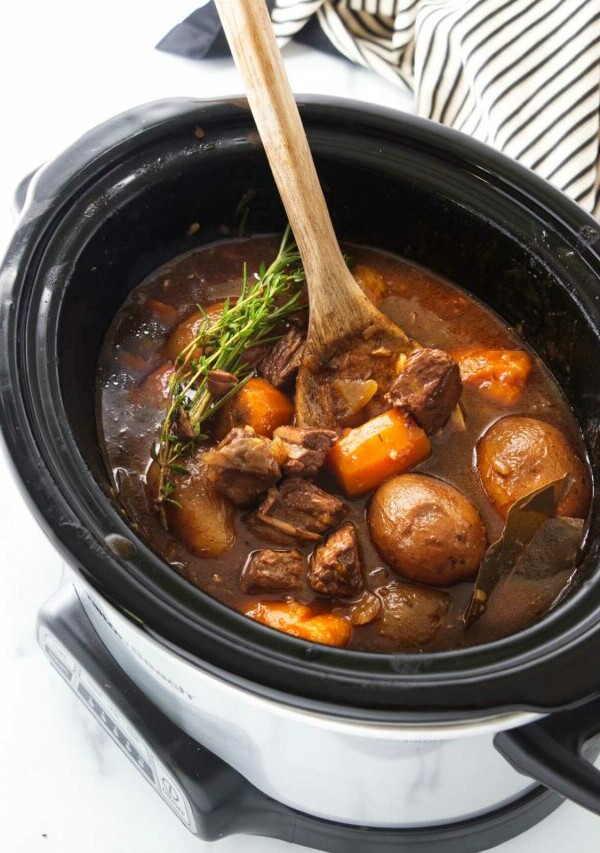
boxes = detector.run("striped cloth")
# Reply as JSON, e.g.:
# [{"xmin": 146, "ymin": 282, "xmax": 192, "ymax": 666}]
[{"xmin": 158, "ymin": 1, "xmax": 600, "ymax": 215}]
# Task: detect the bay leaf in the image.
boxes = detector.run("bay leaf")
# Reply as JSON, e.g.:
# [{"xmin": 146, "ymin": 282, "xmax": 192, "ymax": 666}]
[
  {"xmin": 463, "ymin": 474, "xmax": 574, "ymax": 628},
  {"xmin": 511, "ymin": 516, "xmax": 584, "ymax": 582},
  {"xmin": 470, "ymin": 517, "xmax": 584, "ymax": 639}
]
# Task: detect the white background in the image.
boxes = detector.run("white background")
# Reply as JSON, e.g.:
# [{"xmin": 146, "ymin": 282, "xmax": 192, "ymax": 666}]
[{"xmin": 1, "ymin": 2, "xmax": 600, "ymax": 851}]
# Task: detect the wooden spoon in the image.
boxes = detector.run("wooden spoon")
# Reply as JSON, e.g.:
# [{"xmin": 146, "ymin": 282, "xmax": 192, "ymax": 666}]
[{"xmin": 215, "ymin": 0, "xmax": 413, "ymax": 428}]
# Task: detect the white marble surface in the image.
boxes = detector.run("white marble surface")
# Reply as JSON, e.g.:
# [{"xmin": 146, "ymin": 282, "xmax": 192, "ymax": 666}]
[{"xmin": 1, "ymin": 2, "xmax": 600, "ymax": 851}]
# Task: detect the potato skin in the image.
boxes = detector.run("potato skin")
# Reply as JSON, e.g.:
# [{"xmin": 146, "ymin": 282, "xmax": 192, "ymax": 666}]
[
  {"xmin": 147, "ymin": 456, "xmax": 235, "ymax": 557},
  {"xmin": 368, "ymin": 474, "xmax": 487, "ymax": 585},
  {"xmin": 133, "ymin": 362, "xmax": 174, "ymax": 410},
  {"xmin": 378, "ymin": 580, "xmax": 451, "ymax": 648},
  {"xmin": 477, "ymin": 416, "xmax": 590, "ymax": 519}
]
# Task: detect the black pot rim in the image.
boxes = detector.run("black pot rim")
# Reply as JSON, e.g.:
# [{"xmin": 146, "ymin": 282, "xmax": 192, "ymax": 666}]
[{"xmin": 3, "ymin": 95, "xmax": 600, "ymax": 721}]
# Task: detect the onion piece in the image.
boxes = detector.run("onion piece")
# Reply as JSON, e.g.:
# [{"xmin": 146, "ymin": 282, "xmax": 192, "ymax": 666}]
[
  {"xmin": 395, "ymin": 352, "xmax": 408, "ymax": 373},
  {"xmin": 333, "ymin": 378, "xmax": 378, "ymax": 415},
  {"xmin": 448, "ymin": 402, "xmax": 467, "ymax": 432}
]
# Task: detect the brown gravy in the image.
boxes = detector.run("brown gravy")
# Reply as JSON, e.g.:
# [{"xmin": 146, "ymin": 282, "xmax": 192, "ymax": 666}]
[{"xmin": 97, "ymin": 236, "xmax": 588, "ymax": 653}]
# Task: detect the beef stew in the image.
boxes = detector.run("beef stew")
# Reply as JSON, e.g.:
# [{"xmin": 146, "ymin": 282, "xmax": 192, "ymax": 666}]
[{"xmin": 97, "ymin": 233, "xmax": 591, "ymax": 653}]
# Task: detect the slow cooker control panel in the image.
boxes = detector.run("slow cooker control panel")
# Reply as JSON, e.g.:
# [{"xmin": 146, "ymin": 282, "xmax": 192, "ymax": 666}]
[{"xmin": 39, "ymin": 625, "xmax": 197, "ymax": 833}]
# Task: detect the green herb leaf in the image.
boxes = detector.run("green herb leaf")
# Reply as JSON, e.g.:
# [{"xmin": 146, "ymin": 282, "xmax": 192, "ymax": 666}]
[
  {"xmin": 153, "ymin": 226, "xmax": 305, "ymax": 524},
  {"xmin": 168, "ymin": 463, "xmax": 191, "ymax": 476}
]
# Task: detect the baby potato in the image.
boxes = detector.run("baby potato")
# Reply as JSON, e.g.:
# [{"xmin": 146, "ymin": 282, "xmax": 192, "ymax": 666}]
[
  {"xmin": 164, "ymin": 301, "xmax": 226, "ymax": 363},
  {"xmin": 244, "ymin": 600, "xmax": 352, "ymax": 647},
  {"xmin": 378, "ymin": 580, "xmax": 451, "ymax": 648},
  {"xmin": 132, "ymin": 362, "xmax": 175, "ymax": 412},
  {"xmin": 477, "ymin": 416, "xmax": 590, "ymax": 519},
  {"xmin": 147, "ymin": 455, "xmax": 235, "ymax": 557},
  {"xmin": 368, "ymin": 473, "xmax": 487, "ymax": 585}
]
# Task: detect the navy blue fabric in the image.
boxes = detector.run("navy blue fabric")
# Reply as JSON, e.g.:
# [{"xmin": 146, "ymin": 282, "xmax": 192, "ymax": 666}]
[{"xmin": 156, "ymin": 0, "xmax": 341, "ymax": 60}]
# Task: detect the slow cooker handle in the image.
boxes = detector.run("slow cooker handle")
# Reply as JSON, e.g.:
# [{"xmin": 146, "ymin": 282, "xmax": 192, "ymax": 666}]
[{"xmin": 495, "ymin": 696, "xmax": 600, "ymax": 814}]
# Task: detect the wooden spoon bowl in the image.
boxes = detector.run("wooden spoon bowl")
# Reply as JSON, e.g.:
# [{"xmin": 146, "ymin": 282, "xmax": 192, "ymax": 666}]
[{"xmin": 215, "ymin": 0, "xmax": 413, "ymax": 428}]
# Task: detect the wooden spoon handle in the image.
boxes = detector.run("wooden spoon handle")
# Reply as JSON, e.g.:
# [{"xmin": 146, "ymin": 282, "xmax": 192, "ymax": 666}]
[{"xmin": 214, "ymin": 0, "xmax": 347, "ymax": 286}]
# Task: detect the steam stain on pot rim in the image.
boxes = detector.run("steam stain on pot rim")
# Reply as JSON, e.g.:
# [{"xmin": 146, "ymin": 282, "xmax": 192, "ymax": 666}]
[{"xmin": 104, "ymin": 533, "xmax": 138, "ymax": 560}]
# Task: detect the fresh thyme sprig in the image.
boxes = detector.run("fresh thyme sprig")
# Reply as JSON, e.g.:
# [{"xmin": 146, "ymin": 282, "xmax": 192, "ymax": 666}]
[{"xmin": 153, "ymin": 226, "xmax": 305, "ymax": 527}]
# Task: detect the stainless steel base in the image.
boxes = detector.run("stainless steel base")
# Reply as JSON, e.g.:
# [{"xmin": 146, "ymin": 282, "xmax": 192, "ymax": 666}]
[{"xmin": 37, "ymin": 582, "xmax": 564, "ymax": 852}]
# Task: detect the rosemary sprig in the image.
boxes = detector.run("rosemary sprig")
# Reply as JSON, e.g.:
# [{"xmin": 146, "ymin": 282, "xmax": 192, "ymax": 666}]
[{"xmin": 153, "ymin": 226, "xmax": 305, "ymax": 526}]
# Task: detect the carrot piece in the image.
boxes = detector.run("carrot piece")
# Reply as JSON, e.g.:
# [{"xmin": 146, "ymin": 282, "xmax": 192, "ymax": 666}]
[
  {"xmin": 328, "ymin": 409, "xmax": 431, "ymax": 497},
  {"xmin": 454, "ymin": 348, "xmax": 533, "ymax": 405},
  {"xmin": 215, "ymin": 377, "xmax": 294, "ymax": 438},
  {"xmin": 244, "ymin": 600, "xmax": 352, "ymax": 647},
  {"xmin": 165, "ymin": 301, "xmax": 227, "ymax": 363}
]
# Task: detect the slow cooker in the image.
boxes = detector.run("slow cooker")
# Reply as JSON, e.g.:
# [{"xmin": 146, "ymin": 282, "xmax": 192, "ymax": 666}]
[{"xmin": 2, "ymin": 97, "xmax": 600, "ymax": 852}]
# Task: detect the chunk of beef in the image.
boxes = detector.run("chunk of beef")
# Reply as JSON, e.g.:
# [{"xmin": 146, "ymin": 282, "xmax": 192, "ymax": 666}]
[
  {"xmin": 309, "ymin": 522, "xmax": 364, "ymax": 597},
  {"xmin": 273, "ymin": 425, "xmax": 337, "ymax": 478},
  {"xmin": 248, "ymin": 478, "xmax": 348, "ymax": 543},
  {"xmin": 204, "ymin": 426, "xmax": 282, "ymax": 506},
  {"xmin": 241, "ymin": 343, "xmax": 271, "ymax": 369},
  {"xmin": 259, "ymin": 328, "xmax": 305, "ymax": 388},
  {"xmin": 299, "ymin": 336, "xmax": 399, "ymax": 430},
  {"xmin": 241, "ymin": 548, "xmax": 307, "ymax": 593},
  {"xmin": 378, "ymin": 580, "xmax": 451, "ymax": 649},
  {"xmin": 386, "ymin": 348, "xmax": 462, "ymax": 435}
]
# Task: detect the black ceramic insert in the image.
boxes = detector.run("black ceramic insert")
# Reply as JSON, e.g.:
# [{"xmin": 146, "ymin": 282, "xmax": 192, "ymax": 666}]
[{"xmin": 2, "ymin": 97, "xmax": 600, "ymax": 717}]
